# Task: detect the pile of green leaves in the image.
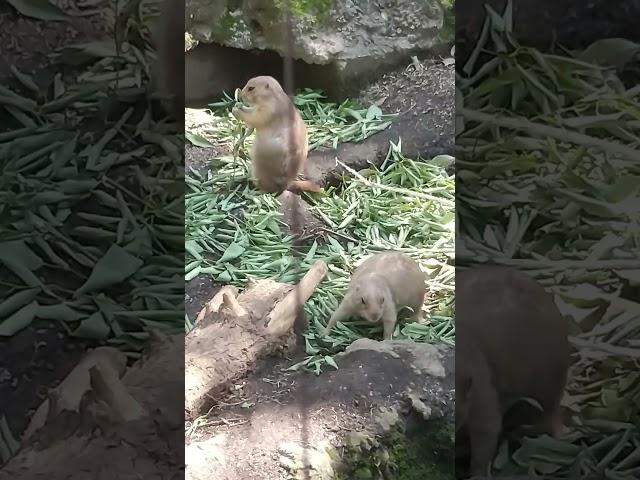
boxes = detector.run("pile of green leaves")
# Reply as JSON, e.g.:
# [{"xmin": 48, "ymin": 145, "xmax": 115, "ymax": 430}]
[
  {"xmin": 457, "ymin": 1, "xmax": 640, "ymax": 477},
  {"xmin": 289, "ymin": 148, "xmax": 455, "ymax": 373},
  {"xmin": 187, "ymin": 88, "xmax": 395, "ymax": 151},
  {"xmin": 186, "ymin": 98, "xmax": 454, "ymax": 373},
  {"xmin": 0, "ymin": 1, "xmax": 182, "ymax": 351}
]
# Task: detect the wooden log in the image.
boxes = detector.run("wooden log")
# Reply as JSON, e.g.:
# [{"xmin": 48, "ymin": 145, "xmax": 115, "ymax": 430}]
[
  {"xmin": 184, "ymin": 260, "xmax": 328, "ymax": 419},
  {"xmin": 0, "ymin": 333, "xmax": 184, "ymax": 479}
]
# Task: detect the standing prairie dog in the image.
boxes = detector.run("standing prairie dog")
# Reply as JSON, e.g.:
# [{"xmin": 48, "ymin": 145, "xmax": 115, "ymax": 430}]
[
  {"xmin": 321, "ymin": 251, "xmax": 427, "ymax": 340},
  {"xmin": 231, "ymin": 76, "xmax": 323, "ymax": 195},
  {"xmin": 456, "ymin": 266, "xmax": 570, "ymax": 478}
]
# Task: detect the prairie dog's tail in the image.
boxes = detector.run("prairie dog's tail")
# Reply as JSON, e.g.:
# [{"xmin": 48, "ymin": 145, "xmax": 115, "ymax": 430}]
[{"xmin": 287, "ymin": 179, "xmax": 324, "ymax": 193}]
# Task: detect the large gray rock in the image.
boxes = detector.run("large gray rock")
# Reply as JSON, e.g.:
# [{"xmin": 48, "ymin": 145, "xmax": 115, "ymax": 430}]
[{"xmin": 186, "ymin": 0, "xmax": 454, "ymax": 96}]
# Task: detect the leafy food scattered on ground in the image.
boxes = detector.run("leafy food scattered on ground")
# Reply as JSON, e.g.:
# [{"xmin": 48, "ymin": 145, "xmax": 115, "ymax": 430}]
[
  {"xmin": 0, "ymin": 0, "xmax": 182, "ymax": 353},
  {"xmin": 186, "ymin": 95, "xmax": 454, "ymax": 374}
]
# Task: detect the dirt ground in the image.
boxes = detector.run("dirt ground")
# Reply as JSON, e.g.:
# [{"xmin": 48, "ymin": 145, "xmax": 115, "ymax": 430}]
[
  {"xmin": 0, "ymin": 319, "xmax": 93, "ymax": 436},
  {"xmin": 358, "ymin": 55, "xmax": 454, "ymax": 138},
  {"xmin": 0, "ymin": 3, "xmax": 111, "ymax": 441},
  {"xmin": 0, "ymin": 3, "xmax": 108, "ymax": 84},
  {"xmin": 186, "ymin": 344, "xmax": 454, "ymax": 480}
]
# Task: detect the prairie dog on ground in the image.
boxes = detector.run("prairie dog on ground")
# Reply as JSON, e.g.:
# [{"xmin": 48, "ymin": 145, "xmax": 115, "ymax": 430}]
[
  {"xmin": 321, "ymin": 251, "xmax": 426, "ymax": 340},
  {"xmin": 231, "ymin": 76, "xmax": 322, "ymax": 195},
  {"xmin": 456, "ymin": 266, "xmax": 570, "ymax": 478}
]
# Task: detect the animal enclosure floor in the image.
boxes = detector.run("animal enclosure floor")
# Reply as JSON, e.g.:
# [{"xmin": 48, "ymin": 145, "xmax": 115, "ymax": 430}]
[
  {"xmin": 183, "ymin": 55, "xmax": 455, "ymax": 322},
  {"xmin": 186, "ymin": 346, "xmax": 454, "ymax": 480}
]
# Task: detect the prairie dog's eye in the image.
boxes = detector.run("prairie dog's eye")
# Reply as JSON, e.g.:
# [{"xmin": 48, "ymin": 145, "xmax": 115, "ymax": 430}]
[
  {"xmin": 265, "ymin": 83, "xmax": 269, "ymax": 89},
  {"xmin": 248, "ymin": 86, "xmax": 255, "ymax": 91},
  {"xmin": 380, "ymin": 297, "xmax": 384, "ymax": 304},
  {"xmin": 361, "ymin": 297, "xmax": 366, "ymax": 305}
]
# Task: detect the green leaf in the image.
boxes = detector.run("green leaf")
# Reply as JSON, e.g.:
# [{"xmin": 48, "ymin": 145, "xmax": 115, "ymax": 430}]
[
  {"xmin": 0, "ymin": 301, "xmax": 38, "ymax": 336},
  {"xmin": 185, "ymin": 239, "xmax": 204, "ymax": 260},
  {"xmin": 0, "ymin": 288, "xmax": 40, "ymax": 318},
  {"xmin": 365, "ymin": 105, "xmax": 382, "ymax": 120},
  {"xmin": 185, "ymin": 132, "xmax": 215, "ymax": 147},
  {"xmin": 71, "ymin": 312, "xmax": 111, "ymax": 339},
  {"xmin": 75, "ymin": 244, "xmax": 143, "ymax": 296},
  {"xmin": 9, "ymin": 66, "xmax": 40, "ymax": 94},
  {"xmin": 216, "ymin": 270, "xmax": 232, "ymax": 282},
  {"xmin": 323, "ymin": 355, "xmax": 339, "ymax": 370},
  {"xmin": 0, "ymin": 243, "xmax": 47, "ymax": 291},
  {"xmin": 6, "ymin": 0, "xmax": 72, "ymax": 21},
  {"xmin": 36, "ymin": 303, "xmax": 84, "ymax": 322},
  {"xmin": 185, "ymin": 266, "xmax": 201, "ymax": 281},
  {"xmin": 305, "ymin": 337, "xmax": 319, "ymax": 355},
  {"xmin": 0, "ymin": 416, "xmax": 20, "ymax": 461},
  {"xmin": 0, "ymin": 240, "xmax": 43, "ymax": 271},
  {"xmin": 218, "ymin": 242, "xmax": 245, "ymax": 263}
]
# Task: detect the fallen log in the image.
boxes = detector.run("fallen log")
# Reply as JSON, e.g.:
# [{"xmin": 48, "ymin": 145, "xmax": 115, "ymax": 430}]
[
  {"xmin": 0, "ymin": 332, "xmax": 184, "ymax": 479},
  {"xmin": 185, "ymin": 260, "xmax": 328, "ymax": 419}
]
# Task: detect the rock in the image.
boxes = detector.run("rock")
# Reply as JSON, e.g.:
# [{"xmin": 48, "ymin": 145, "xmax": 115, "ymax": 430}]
[
  {"xmin": 185, "ymin": 0, "xmax": 454, "ymax": 97},
  {"xmin": 184, "ymin": 43, "xmax": 283, "ymax": 106},
  {"xmin": 278, "ymin": 440, "xmax": 336, "ymax": 480}
]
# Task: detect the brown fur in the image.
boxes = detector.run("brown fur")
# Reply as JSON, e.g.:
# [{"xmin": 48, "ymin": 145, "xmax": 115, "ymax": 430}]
[
  {"xmin": 456, "ymin": 266, "xmax": 570, "ymax": 478},
  {"xmin": 231, "ymin": 76, "xmax": 322, "ymax": 195},
  {"xmin": 322, "ymin": 251, "xmax": 426, "ymax": 340}
]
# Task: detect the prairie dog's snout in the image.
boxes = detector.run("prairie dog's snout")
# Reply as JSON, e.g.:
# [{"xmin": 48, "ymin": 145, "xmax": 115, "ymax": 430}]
[{"xmin": 354, "ymin": 283, "xmax": 386, "ymax": 323}]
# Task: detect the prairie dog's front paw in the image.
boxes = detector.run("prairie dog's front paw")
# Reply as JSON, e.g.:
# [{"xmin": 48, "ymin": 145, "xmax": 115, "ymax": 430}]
[{"xmin": 232, "ymin": 104, "xmax": 254, "ymax": 118}]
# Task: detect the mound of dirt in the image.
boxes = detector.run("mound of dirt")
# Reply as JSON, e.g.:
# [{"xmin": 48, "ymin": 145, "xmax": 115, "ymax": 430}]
[{"xmin": 186, "ymin": 339, "xmax": 454, "ymax": 480}]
